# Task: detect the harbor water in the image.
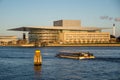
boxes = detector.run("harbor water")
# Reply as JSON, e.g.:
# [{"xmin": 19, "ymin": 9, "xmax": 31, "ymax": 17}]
[{"xmin": 0, "ymin": 46, "xmax": 120, "ymax": 80}]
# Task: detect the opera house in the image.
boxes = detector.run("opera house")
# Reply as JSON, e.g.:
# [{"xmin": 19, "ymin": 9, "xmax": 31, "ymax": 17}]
[{"xmin": 9, "ymin": 20, "xmax": 111, "ymax": 44}]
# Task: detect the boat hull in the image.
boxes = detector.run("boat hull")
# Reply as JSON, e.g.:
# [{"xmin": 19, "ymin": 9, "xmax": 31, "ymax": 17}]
[{"xmin": 56, "ymin": 52, "xmax": 95, "ymax": 60}]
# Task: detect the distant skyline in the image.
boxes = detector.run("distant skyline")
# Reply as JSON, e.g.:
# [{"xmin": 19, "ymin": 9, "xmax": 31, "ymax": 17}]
[{"xmin": 0, "ymin": 0, "xmax": 120, "ymax": 38}]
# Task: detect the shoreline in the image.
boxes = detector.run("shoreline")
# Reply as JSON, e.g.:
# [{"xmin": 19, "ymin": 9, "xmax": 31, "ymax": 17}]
[
  {"xmin": 48, "ymin": 43, "xmax": 120, "ymax": 47},
  {"xmin": 0, "ymin": 43, "xmax": 120, "ymax": 47}
]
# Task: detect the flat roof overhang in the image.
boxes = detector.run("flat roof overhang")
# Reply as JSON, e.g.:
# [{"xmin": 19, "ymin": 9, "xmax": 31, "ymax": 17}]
[{"xmin": 8, "ymin": 26, "xmax": 112, "ymax": 31}]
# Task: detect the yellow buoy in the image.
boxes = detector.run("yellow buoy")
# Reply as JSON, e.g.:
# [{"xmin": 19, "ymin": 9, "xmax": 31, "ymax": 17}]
[{"xmin": 34, "ymin": 50, "xmax": 42, "ymax": 66}]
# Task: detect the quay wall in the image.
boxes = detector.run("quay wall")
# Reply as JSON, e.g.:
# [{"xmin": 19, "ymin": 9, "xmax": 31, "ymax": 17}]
[
  {"xmin": 47, "ymin": 43, "xmax": 120, "ymax": 47},
  {"xmin": 0, "ymin": 43, "xmax": 120, "ymax": 47}
]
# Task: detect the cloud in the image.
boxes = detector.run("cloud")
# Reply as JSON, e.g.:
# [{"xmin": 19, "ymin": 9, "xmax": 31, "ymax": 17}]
[
  {"xmin": 114, "ymin": 17, "xmax": 120, "ymax": 22},
  {"xmin": 100, "ymin": 16, "xmax": 113, "ymax": 20},
  {"xmin": 100, "ymin": 16, "xmax": 109, "ymax": 19},
  {"xmin": 100, "ymin": 16, "xmax": 120, "ymax": 22},
  {"xmin": 109, "ymin": 17, "xmax": 113, "ymax": 20}
]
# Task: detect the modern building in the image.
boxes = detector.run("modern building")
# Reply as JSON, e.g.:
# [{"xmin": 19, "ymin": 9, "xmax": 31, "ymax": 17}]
[
  {"xmin": 9, "ymin": 20, "xmax": 111, "ymax": 45},
  {"xmin": 0, "ymin": 36, "xmax": 17, "ymax": 46}
]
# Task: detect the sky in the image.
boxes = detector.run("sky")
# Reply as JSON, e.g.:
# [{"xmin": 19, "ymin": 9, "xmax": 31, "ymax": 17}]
[{"xmin": 0, "ymin": 0, "xmax": 120, "ymax": 38}]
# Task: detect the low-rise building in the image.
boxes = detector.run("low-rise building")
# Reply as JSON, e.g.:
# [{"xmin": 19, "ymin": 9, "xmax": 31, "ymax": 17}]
[{"xmin": 0, "ymin": 36, "xmax": 17, "ymax": 46}]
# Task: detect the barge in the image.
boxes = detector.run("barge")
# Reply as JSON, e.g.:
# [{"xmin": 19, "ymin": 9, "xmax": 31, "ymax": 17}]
[{"xmin": 56, "ymin": 51, "xmax": 95, "ymax": 60}]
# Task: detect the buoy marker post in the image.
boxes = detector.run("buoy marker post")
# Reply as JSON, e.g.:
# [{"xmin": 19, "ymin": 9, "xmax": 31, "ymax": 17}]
[{"xmin": 34, "ymin": 50, "xmax": 42, "ymax": 66}]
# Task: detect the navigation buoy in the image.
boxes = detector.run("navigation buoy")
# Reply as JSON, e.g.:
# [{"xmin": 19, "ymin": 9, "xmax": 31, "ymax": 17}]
[{"xmin": 34, "ymin": 50, "xmax": 42, "ymax": 66}]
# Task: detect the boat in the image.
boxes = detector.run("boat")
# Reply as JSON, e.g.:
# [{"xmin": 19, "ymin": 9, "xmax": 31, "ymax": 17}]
[{"xmin": 56, "ymin": 51, "xmax": 95, "ymax": 60}]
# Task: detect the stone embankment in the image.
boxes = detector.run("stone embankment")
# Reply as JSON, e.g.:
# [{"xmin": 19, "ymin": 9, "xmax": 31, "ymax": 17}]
[{"xmin": 48, "ymin": 43, "xmax": 120, "ymax": 47}]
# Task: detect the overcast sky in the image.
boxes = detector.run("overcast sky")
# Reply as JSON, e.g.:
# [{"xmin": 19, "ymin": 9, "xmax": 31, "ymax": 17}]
[{"xmin": 0, "ymin": 0, "xmax": 120, "ymax": 38}]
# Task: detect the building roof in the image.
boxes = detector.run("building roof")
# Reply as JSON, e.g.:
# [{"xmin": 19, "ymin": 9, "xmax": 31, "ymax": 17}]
[
  {"xmin": 8, "ymin": 26, "xmax": 111, "ymax": 31},
  {"xmin": 8, "ymin": 20, "xmax": 112, "ymax": 31}
]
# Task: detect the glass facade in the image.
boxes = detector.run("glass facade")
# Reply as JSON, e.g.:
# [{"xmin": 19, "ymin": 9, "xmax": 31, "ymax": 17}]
[{"xmin": 29, "ymin": 29, "xmax": 58, "ymax": 43}]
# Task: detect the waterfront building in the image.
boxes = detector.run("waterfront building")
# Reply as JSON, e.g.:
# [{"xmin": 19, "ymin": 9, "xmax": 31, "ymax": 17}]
[
  {"xmin": 9, "ymin": 20, "xmax": 111, "ymax": 45},
  {"xmin": 0, "ymin": 36, "xmax": 17, "ymax": 46}
]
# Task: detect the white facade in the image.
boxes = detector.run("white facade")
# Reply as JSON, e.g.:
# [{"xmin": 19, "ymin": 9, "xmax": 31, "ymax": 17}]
[
  {"xmin": 60, "ymin": 32, "xmax": 110, "ymax": 44},
  {"xmin": 0, "ymin": 36, "xmax": 17, "ymax": 46}
]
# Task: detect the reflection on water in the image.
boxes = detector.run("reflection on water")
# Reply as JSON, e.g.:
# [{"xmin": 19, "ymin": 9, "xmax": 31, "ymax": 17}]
[
  {"xmin": 34, "ymin": 65, "xmax": 42, "ymax": 80},
  {"xmin": 34, "ymin": 65, "xmax": 42, "ymax": 72}
]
